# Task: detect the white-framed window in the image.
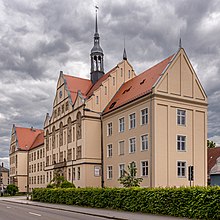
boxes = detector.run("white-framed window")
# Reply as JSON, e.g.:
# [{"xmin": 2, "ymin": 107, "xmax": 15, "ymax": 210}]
[
  {"xmin": 177, "ymin": 109, "xmax": 186, "ymax": 125},
  {"xmin": 118, "ymin": 140, "xmax": 125, "ymax": 155},
  {"xmin": 141, "ymin": 161, "xmax": 148, "ymax": 176},
  {"xmin": 119, "ymin": 164, "xmax": 125, "ymax": 178},
  {"xmin": 177, "ymin": 161, "xmax": 186, "ymax": 177},
  {"xmin": 129, "ymin": 113, "xmax": 136, "ymax": 129},
  {"xmin": 129, "ymin": 138, "xmax": 136, "ymax": 153},
  {"xmin": 107, "ymin": 166, "xmax": 113, "ymax": 179},
  {"xmin": 141, "ymin": 108, "xmax": 148, "ymax": 125},
  {"xmin": 107, "ymin": 122, "xmax": 112, "ymax": 136},
  {"xmin": 141, "ymin": 134, "xmax": 148, "ymax": 151},
  {"xmin": 96, "ymin": 96, "xmax": 99, "ymax": 104},
  {"xmin": 107, "ymin": 144, "xmax": 113, "ymax": 157},
  {"xmin": 130, "ymin": 161, "xmax": 136, "ymax": 176},
  {"xmin": 177, "ymin": 135, "xmax": 186, "ymax": 151},
  {"xmin": 119, "ymin": 117, "xmax": 125, "ymax": 133}
]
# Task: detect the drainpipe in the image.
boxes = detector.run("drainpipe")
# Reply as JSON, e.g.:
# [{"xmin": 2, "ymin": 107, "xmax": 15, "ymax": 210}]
[{"xmin": 149, "ymin": 93, "xmax": 153, "ymax": 188}]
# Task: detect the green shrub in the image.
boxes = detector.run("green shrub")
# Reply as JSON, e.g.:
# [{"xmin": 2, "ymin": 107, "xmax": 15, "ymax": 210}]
[
  {"xmin": 6, "ymin": 184, "xmax": 19, "ymax": 196},
  {"xmin": 60, "ymin": 180, "xmax": 75, "ymax": 188},
  {"xmin": 32, "ymin": 186, "xmax": 220, "ymax": 219}
]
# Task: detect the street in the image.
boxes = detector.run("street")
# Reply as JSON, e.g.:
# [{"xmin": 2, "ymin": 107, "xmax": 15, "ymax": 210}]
[{"xmin": 0, "ymin": 201, "xmax": 107, "ymax": 220}]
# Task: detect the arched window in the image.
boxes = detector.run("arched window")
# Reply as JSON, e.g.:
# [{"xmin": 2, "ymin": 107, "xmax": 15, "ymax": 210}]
[
  {"xmin": 67, "ymin": 117, "xmax": 72, "ymax": 143},
  {"xmin": 59, "ymin": 122, "xmax": 63, "ymax": 146},
  {"xmin": 52, "ymin": 126, "xmax": 55, "ymax": 149},
  {"xmin": 46, "ymin": 130, "xmax": 49, "ymax": 151},
  {"xmin": 76, "ymin": 112, "xmax": 82, "ymax": 140}
]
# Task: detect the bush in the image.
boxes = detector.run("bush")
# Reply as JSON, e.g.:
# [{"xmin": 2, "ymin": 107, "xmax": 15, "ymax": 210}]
[
  {"xmin": 6, "ymin": 184, "xmax": 19, "ymax": 196},
  {"xmin": 60, "ymin": 180, "xmax": 75, "ymax": 188},
  {"xmin": 32, "ymin": 186, "xmax": 220, "ymax": 219}
]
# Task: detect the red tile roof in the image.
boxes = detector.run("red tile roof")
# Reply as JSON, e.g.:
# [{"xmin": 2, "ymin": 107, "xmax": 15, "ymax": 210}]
[
  {"xmin": 104, "ymin": 54, "xmax": 174, "ymax": 113},
  {"xmin": 30, "ymin": 131, "xmax": 44, "ymax": 150},
  {"xmin": 63, "ymin": 74, "xmax": 92, "ymax": 103},
  {"xmin": 208, "ymin": 147, "xmax": 220, "ymax": 174},
  {"xmin": 15, "ymin": 127, "xmax": 43, "ymax": 150}
]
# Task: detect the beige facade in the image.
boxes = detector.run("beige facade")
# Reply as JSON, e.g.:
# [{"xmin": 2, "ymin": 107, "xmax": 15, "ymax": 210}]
[
  {"xmin": 9, "ymin": 47, "xmax": 207, "ymax": 189},
  {"xmin": 103, "ymin": 48, "xmax": 207, "ymax": 187},
  {"xmin": 44, "ymin": 60, "xmax": 134, "ymax": 188},
  {"xmin": 29, "ymin": 144, "xmax": 46, "ymax": 191}
]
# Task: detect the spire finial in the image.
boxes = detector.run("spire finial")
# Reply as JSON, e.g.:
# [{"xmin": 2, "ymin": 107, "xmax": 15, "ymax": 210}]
[
  {"xmin": 179, "ymin": 37, "xmax": 182, "ymax": 49},
  {"xmin": 123, "ymin": 37, "xmax": 127, "ymax": 60},
  {"xmin": 95, "ymin": 6, "xmax": 99, "ymax": 34}
]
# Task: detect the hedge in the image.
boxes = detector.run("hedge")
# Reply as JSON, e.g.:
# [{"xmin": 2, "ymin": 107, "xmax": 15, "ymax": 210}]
[{"xmin": 32, "ymin": 186, "xmax": 220, "ymax": 219}]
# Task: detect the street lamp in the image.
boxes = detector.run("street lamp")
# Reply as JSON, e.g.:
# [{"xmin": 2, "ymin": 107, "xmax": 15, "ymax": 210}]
[
  {"xmin": 25, "ymin": 146, "xmax": 29, "ymax": 200},
  {"xmin": 83, "ymin": 108, "xmax": 104, "ymax": 188}
]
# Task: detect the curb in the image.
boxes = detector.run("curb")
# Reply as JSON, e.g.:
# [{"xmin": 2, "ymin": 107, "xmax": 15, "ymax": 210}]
[{"xmin": 2, "ymin": 200, "xmax": 128, "ymax": 220}]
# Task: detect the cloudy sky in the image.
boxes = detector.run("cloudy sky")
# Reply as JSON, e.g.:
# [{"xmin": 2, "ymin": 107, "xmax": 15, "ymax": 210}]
[{"xmin": 0, "ymin": 0, "xmax": 220, "ymax": 167}]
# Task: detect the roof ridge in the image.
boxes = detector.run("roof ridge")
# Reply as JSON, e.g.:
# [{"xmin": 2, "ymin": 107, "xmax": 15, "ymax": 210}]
[{"xmin": 63, "ymin": 74, "xmax": 90, "ymax": 82}]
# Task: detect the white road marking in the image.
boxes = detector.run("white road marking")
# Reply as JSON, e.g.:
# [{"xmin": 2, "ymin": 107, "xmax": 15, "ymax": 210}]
[
  {"xmin": 29, "ymin": 212, "xmax": 42, "ymax": 217},
  {"xmin": 6, "ymin": 207, "xmax": 11, "ymax": 209}
]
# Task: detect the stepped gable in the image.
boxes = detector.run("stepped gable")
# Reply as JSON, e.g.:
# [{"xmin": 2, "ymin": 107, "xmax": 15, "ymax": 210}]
[{"xmin": 104, "ymin": 54, "xmax": 174, "ymax": 114}]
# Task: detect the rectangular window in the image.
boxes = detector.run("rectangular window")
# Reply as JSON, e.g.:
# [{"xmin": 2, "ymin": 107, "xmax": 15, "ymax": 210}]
[
  {"xmin": 96, "ymin": 96, "xmax": 99, "ymax": 104},
  {"xmin": 113, "ymin": 77, "xmax": 115, "ymax": 86},
  {"xmin": 129, "ymin": 138, "xmax": 136, "ymax": 153},
  {"xmin": 73, "ymin": 168, "xmax": 76, "ymax": 180},
  {"xmin": 68, "ymin": 168, "xmax": 71, "ymax": 181},
  {"xmin": 119, "ymin": 141, "xmax": 125, "ymax": 155},
  {"xmin": 76, "ymin": 146, "xmax": 82, "ymax": 159},
  {"xmin": 107, "ymin": 122, "xmax": 113, "ymax": 136},
  {"xmin": 119, "ymin": 164, "xmax": 125, "ymax": 178},
  {"xmin": 128, "ymin": 70, "xmax": 131, "ymax": 79},
  {"xmin": 141, "ymin": 108, "xmax": 148, "ymax": 125},
  {"xmin": 141, "ymin": 161, "xmax": 148, "ymax": 176},
  {"xmin": 107, "ymin": 166, "xmax": 113, "ymax": 179},
  {"xmin": 107, "ymin": 144, "xmax": 113, "ymax": 157},
  {"xmin": 78, "ymin": 167, "xmax": 80, "ymax": 180},
  {"xmin": 177, "ymin": 109, "xmax": 186, "ymax": 125},
  {"xmin": 129, "ymin": 113, "xmax": 136, "ymax": 129},
  {"xmin": 119, "ymin": 117, "xmax": 125, "ymax": 132},
  {"xmin": 130, "ymin": 161, "xmax": 136, "ymax": 176},
  {"xmin": 177, "ymin": 135, "xmax": 186, "ymax": 151},
  {"xmin": 141, "ymin": 134, "xmax": 148, "ymax": 151},
  {"xmin": 177, "ymin": 161, "xmax": 186, "ymax": 177},
  {"xmin": 67, "ymin": 149, "xmax": 72, "ymax": 161}
]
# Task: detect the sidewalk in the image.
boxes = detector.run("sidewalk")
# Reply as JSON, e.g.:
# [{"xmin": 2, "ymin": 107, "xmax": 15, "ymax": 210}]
[{"xmin": 0, "ymin": 196, "xmax": 186, "ymax": 220}]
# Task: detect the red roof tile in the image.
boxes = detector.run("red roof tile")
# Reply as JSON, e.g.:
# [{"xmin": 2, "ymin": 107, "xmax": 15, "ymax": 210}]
[
  {"xmin": 104, "ymin": 54, "xmax": 174, "ymax": 113},
  {"xmin": 15, "ymin": 127, "xmax": 43, "ymax": 150},
  {"xmin": 63, "ymin": 74, "xmax": 92, "ymax": 103},
  {"xmin": 208, "ymin": 147, "xmax": 220, "ymax": 174},
  {"xmin": 30, "ymin": 131, "xmax": 44, "ymax": 150}
]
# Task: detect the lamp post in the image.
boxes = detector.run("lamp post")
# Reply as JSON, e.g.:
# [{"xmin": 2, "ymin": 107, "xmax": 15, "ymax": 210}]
[
  {"xmin": 25, "ymin": 146, "xmax": 29, "ymax": 200},
  {"xmin": 83, "ymin": 108, "xmax": 104, "ymax": 188}
]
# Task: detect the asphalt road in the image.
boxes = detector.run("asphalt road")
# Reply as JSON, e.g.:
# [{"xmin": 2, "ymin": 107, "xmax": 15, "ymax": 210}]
[{"xmin": 0, "ymin": 201, "xmax": 108, "ymax": 220}]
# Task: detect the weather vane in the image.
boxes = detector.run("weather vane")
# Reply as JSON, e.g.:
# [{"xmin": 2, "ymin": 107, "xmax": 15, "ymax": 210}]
[{"xmin": 95, "ymin": 5, "xmax": 99, "ymax": 12}]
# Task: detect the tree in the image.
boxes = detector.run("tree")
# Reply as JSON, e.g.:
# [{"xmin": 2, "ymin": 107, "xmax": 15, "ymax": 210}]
[
  {"xmin": 60, "ymin": 180, "xmax": 75, "ymax": 188},
  {"xmin": 207, "ymin": 140, "xmax": 216, "ymax": 148},
  {"xmin": 47, "ymin": 170, "xmax": 75, "ymax": 188},
  {"xmin": 118, "ymin": 162, "xmax": 143, "ymax": 187},
  {"xmin": 7, "ymin": 184, "xmax": 19, "ymax": 196}
]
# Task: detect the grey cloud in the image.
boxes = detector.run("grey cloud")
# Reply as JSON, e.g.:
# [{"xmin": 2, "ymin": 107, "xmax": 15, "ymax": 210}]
[{"xmin": 0, "ymin": 0, "xmax": 220, "ymax": 163}]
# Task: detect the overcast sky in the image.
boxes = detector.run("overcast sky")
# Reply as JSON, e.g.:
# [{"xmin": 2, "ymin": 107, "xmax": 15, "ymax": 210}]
[{"xmin": 0, "ymin": 0, "xmax": 220, "ymax": 168}]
